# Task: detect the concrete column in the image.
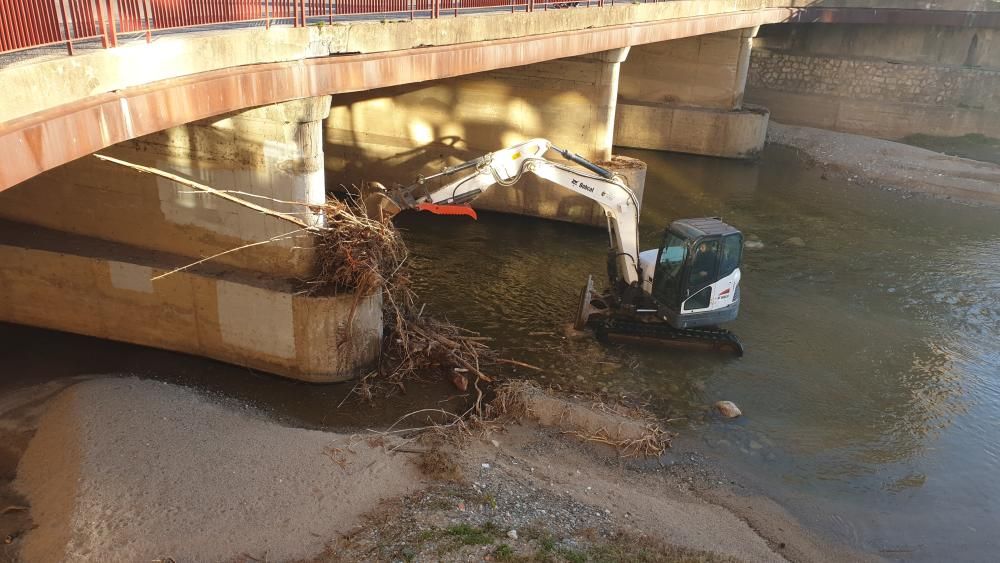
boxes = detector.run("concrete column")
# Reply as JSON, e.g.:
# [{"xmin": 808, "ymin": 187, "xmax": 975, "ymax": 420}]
[
  {"xmin": 590, "ymin": 47, "xmax": 631, "ymax": 161},
  {"xmin": 326, "ymin": 51, "xmax": 646, "ymax": 227},
  {"xmin": 614, "ymin": 29, "xmax": 769, "ymax": 159},
  {"xmin": 0, "ymin": 96, "xmax": 383, "ymax": 382},
  {"xmin": 732, "ymin": 27, "xmax": 759, "ymax": 108}
]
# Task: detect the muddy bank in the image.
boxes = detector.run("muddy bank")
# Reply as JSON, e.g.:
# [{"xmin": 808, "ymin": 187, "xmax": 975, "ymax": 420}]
[
  {"xmin": 767, "ymin": 122, "xmax": 1000, "ymax": 206},
  {"xmin": 3, "ymin": 377, "xmax": 863, "ymax": 562}
]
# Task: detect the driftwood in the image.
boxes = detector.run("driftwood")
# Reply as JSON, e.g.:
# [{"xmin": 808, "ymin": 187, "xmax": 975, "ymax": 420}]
[{"xmin": 495, "ymin": 358, "xmax": 543, "ymax": 371}]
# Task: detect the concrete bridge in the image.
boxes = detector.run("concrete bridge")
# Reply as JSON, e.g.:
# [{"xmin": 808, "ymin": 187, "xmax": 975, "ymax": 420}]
[{"xmin": 1, "ymin": 0, "xmax": 997, "ymax": 381}]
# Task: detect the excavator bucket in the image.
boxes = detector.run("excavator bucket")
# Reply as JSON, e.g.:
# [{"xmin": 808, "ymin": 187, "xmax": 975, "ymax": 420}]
[
  {"xmin": 361, "ymin": 182, "xmax": 403, "ymax": 222},
  {"xmin": 360, "ymin": 183, "xmax": 478, "ymax": 221}
]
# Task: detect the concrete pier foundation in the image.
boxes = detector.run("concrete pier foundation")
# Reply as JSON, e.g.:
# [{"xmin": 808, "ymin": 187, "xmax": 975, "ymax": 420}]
[
  {"xmin": 615, "ymin": 29, "xmax": 769, "ymax": 159},
  {"xmin": 325, "ymin": 49, "xmax": 647, "ymax": 227},
  {"xmin": 0, "ymin": 97, "xmax": 381, "ymax": 382}
]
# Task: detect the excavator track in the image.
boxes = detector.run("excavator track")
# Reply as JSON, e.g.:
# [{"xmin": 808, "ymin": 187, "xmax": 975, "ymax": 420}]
[{"xmin": 593, "ymin": 318, "xmax": 744, "ymax": 356}]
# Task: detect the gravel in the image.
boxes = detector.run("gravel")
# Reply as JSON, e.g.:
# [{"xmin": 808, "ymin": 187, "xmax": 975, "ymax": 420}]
[{"xmin": 768, "ymin": 122, "xmax": 1000, "ymax": 206}]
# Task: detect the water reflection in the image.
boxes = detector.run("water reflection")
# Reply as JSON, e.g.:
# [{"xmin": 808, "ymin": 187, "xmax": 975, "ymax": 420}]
[{"xmin": 398, "ymin": 144, "xmax": 1000, "ymax": 560}]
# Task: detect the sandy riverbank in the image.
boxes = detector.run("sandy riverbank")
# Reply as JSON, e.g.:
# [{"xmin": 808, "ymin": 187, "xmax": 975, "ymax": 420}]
[
  {"xmin": 12, "ymin": 378, "xmax": 425, "ymax": 562},
  {"xmin": 767, "ymin": 123, "xmax": 1000, "ymax": 206},
  {"xmin": 0, "ymin": 377, "xmax": 870, "ymax": 562}
]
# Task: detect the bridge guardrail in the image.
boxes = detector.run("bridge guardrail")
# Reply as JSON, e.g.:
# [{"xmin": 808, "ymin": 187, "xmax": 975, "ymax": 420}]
[{"xmin": 0, "ymin": 0, "xmax": 628, "ymax": 57}]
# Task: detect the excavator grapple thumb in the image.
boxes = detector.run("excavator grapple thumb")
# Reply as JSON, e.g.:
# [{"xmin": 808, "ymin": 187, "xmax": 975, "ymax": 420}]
[{"xmin": 361, "ymin": 182, "xmax": 403, "ymax": 222}]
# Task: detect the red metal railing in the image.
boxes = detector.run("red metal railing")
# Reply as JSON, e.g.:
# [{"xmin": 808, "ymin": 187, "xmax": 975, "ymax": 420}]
[
  {"xmin": 1, "ymin": 0, "xmax": 110, "ymax": 55},
  {"xmin": 0, "ymin": 0, "xmax": 649, "ymax": 57}
]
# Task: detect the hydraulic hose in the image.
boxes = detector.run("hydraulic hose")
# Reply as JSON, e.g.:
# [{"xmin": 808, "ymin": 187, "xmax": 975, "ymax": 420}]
[{"xmin": 550, "ymin": 145, "xmax": 614, "ymax": 179}]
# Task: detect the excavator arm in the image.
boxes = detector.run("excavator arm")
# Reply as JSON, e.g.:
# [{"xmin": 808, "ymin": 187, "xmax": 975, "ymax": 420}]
[{"xmin": 372, "ymin": 139, "xmax": 643, "ymax": 287}]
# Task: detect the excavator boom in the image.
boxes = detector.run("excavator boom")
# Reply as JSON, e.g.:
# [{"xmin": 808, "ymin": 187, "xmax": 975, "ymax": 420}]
[{"xmin": 374, "ymin": 139, "xmax": 642, "ymax": 287}]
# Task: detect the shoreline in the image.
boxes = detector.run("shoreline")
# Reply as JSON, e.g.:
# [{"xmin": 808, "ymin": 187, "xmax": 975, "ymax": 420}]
[
  {"xmin": 0, "ymin": 376, "xmax": 872, "ymax": 562},
  {"xmin": 766, "ymin": 122, "xmax": 1000, "ymax": 206}
]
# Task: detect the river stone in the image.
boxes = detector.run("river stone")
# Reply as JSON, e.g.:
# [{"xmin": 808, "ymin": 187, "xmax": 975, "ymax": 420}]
[
  {"xmin": 744, "ymin": 240, "xmax": 765, "ymax": 250},
  {"xmin": 783, "ymin": 236, "xmax": 806, "ymax": 247},
  {"xmin": 714, "ymin": 401, "xmax": 742, "ymax": 418}
]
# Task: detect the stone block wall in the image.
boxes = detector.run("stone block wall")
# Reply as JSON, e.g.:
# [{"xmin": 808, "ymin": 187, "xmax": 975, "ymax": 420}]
[
  {"xmin": 749, "ymin": 50, "xmax": 1000, "ymax": 111},
  {"xmin": 745, "ymin": 23, "xmax": 1000, "ymax": 139}
]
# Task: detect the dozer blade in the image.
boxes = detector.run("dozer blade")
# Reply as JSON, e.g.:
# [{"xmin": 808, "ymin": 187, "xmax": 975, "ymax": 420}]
[
  {"xmin": 574, "ymin": 275, "xmax": 604, "ymax": 330},
  {"xmin": 594, "ymin": 318, "xmax": 744, "ymax": 356}
]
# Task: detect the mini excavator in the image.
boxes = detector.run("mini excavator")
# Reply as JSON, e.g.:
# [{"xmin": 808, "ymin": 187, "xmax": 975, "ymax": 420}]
[{"xmin": 366, "ymin": 139, "xmax": 745, "ymax": 355}]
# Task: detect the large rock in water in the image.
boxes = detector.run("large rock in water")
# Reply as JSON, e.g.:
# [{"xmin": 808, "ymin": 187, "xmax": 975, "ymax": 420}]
[
  {"xmin": 14, "ymin": 378, "xmax": 422, "ymax": 562},
  {"xmin": 714, "ymin": 401, "xmax": 742, "ymax": 419}
]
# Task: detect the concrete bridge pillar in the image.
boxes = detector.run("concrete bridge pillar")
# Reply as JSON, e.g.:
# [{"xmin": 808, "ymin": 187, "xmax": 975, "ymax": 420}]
[
  {"xmin": 0, "ymin": 96, "xmax": 381, "ymax": 382},
  {"xmin": 614, "ymin": 28, "xmax": 769, "ymax": 159},
  {"xmin": 326, "ymin": 48, "xmax": 646, "ymax": 227},
  {"xmin": 589, "ymin": 46, "xmax": 631, "ymax": 161}
]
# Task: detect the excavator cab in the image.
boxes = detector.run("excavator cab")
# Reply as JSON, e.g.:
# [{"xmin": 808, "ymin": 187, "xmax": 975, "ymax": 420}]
[{"xmin": 645, "ymin": 218, "xmax": 743, "ymax": 329}]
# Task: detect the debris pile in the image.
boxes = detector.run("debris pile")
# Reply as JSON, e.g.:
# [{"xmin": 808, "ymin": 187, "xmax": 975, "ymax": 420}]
[
  {"xmin": 308, "ymin": 197, "xmax": 408, "ymax": 298},
  {"xmin": 308, "ymin": 191, "xmax": 497, "ymax": 408}
]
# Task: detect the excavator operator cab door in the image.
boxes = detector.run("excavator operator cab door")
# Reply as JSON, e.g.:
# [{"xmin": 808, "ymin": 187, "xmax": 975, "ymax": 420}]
[{"xmin": 651, "ymin": 219, "xmax": 743, "ymax": 329}]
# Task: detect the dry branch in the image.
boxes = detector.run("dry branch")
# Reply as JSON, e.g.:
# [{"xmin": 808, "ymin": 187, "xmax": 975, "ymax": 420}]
[
  {"xmin": 93, "ymin": 154, "xmax": 314, "ymax": 229},
  {"xmin": 151, "ymin": 228, "xmax": 306, "ymax": 281},
  {"xmin": 495, "ymin": 358, "xmax": 543, "ymax": 371}
]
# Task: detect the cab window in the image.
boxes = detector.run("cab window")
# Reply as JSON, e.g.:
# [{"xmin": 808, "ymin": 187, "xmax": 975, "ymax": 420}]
[
  {"xmin": 687, "ymin": 239, "xmax": 720, "ymax": 289},
  {"xmin": 683, "ymin": 286, "xmax": 712, "ymax": 311},
  {"xmin": 720, "ymin": 234, "xmax": 743, "ymax": 277},
  {"xmin": 652, "ymin": 232, "xmax": 687, "ymax": 308},
  {"xmin": 658, "ymin": 234, "xmax": 686, "ymax": 274}
]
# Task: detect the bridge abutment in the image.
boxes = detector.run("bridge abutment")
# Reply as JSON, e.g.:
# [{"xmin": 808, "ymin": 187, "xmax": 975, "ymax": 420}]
[
  {"xmin": 0, "ymin": 97, "xmax": 381, "ymax": 382},
  {"xmin": 614, "ymin": 28, "xmax": 770, "ymax": 159}
]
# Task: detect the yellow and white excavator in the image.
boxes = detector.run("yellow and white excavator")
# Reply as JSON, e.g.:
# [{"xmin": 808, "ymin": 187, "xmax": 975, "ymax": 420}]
[{"xmin": 367, "ymin": 139, "xmax": 745, "ymax": 354}]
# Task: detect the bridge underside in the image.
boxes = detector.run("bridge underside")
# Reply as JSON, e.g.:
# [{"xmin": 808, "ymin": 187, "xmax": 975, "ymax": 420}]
[{"xmin": 325, "ymin": 28, "xmax": 762, "ymax": 225}]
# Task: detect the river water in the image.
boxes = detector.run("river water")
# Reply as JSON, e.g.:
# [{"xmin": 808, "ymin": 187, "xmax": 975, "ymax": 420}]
[{"xmin": 396, "ymin": 145, "xmax": 1000, "ymax": 561}]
